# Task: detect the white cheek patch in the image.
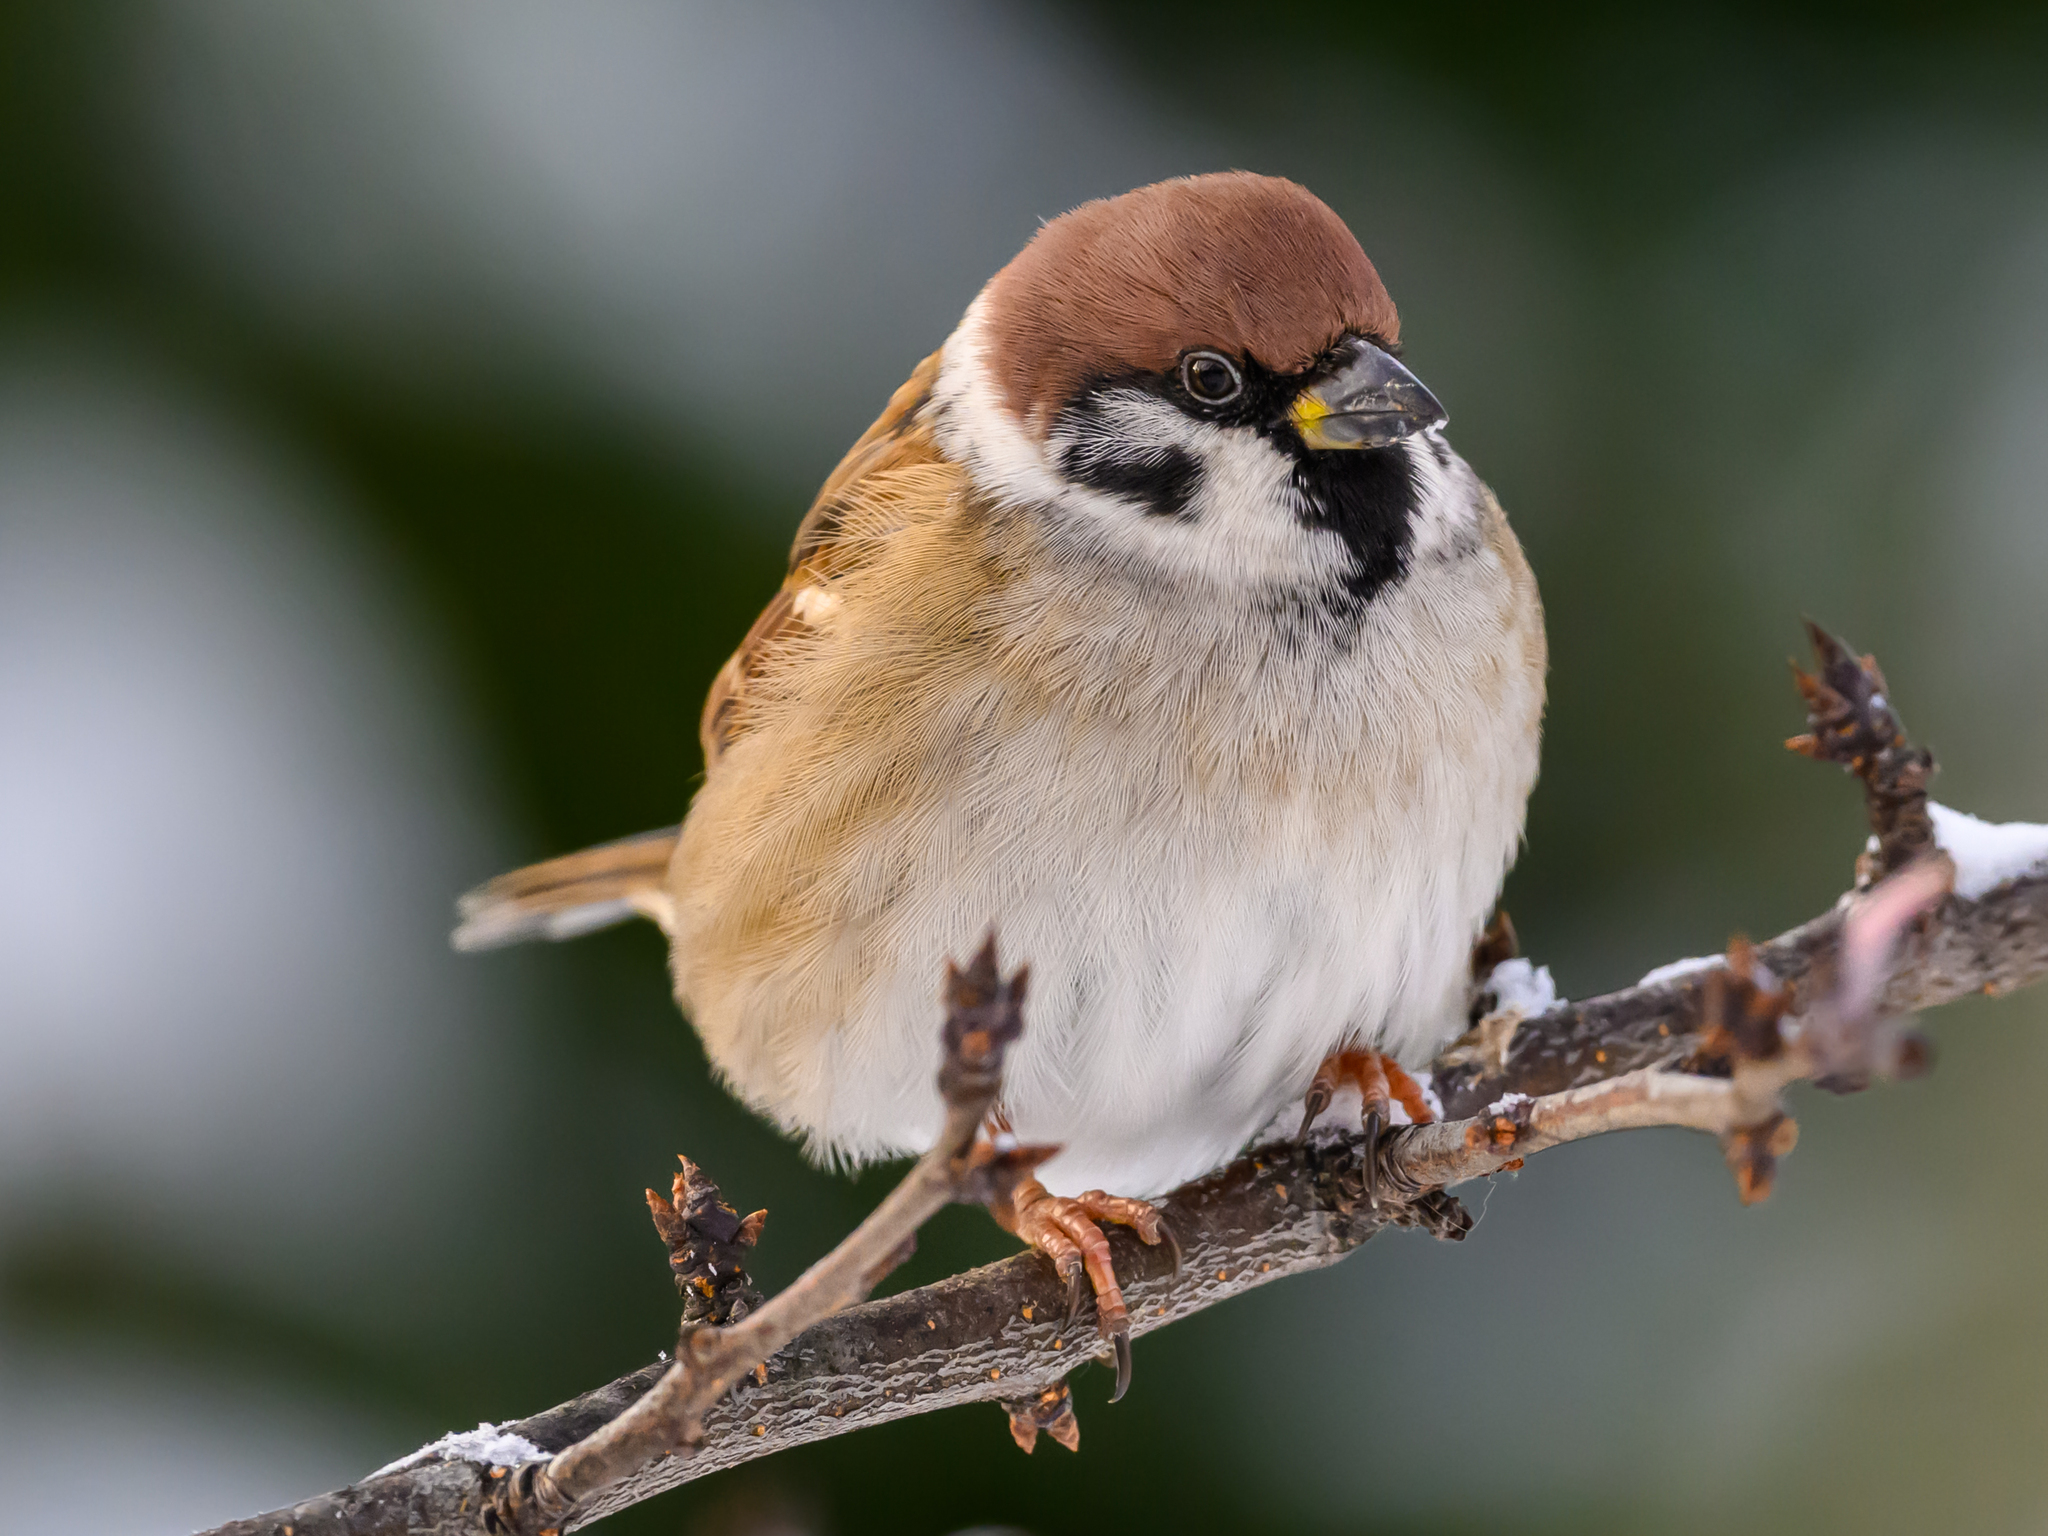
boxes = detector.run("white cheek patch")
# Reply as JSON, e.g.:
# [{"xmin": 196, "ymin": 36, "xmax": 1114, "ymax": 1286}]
[{"xmin": 1175, "ymin": 417, "xmax": 1355, "ymax": 588}]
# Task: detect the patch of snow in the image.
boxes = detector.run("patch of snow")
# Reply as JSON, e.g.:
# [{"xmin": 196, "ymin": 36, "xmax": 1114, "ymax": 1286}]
[
  {"xmin": 372, "ymin": 1422, "xmax": 546, "ymax": 1478},
  {"xmin": 1486, "ymin": 1091, "xmax": 1533, "ymax": 1117},
  {"xmin": 1929, "ymin": 802, "xmax": 2048, "ymax": 900},
  {"xmin": 1638, "ymin": 954, "xmax": 1724, "ymax": 988},
  {"xmin": 1406, "ymin": 1069, "xmax": 1446, "ymax": 1124},
  {"xmin": 1257, "ymin": 1099, "xmax": 1310, "ymax": 1143},
  {"xmin": 1484, "ymin": 957, "xmax": 1563, "ymax": 1016}
]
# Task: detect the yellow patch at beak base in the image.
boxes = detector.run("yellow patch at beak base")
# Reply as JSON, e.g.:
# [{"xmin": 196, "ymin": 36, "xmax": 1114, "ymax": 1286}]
[{"xmin": 1289, "ymin": 389, "xmax": 1333, "ymax": 439}]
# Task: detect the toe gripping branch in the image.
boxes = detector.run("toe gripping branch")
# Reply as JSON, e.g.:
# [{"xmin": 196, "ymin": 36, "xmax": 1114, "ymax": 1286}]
[
  {"xmin": 1297, "ymin": 1051, "xmax": 1438, "ymax": 1211},
  {"xmin": 1003, "ymin": 1181, "xmax": 1176, "ymax": 1405}
]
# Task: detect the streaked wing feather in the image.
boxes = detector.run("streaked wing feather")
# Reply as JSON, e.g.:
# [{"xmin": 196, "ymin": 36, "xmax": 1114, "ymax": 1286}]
[{"xmin": 700, "ymin": 349, "xmax": 949, "ymax": 764}]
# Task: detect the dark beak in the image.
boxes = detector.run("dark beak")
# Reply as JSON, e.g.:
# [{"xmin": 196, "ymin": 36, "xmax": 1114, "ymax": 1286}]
[{"xmin": 1289, "ymin": 339, "xmax": 1447, "ymax": 451}]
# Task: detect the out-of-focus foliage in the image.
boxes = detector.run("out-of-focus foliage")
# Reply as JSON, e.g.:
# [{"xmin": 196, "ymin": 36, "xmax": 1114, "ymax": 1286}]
[{"xmin": 2, "ymin": 4, "xmax": 2046, "ymax": 1533}]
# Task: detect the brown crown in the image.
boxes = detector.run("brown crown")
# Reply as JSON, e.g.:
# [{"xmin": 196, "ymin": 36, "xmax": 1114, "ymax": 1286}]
[{"xmin": 981, "ymin": 172, "xmax": 1400, "ymax": 430}]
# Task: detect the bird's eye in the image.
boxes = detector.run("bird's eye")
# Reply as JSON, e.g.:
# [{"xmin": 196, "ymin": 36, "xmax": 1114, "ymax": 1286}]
[{"xmin": 1180, "ymin": 350, "xmax": 1242, "ymax": 405}]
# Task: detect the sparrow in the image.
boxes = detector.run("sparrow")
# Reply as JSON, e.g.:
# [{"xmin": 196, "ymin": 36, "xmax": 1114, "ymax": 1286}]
[{"xmin": 457, "ymin": 172, "xmax": 1545, "ymax": 1392}]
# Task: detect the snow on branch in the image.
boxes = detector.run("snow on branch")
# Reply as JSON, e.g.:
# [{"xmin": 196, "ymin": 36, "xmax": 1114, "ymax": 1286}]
[{"xmin": 204, "ymin": 625, "xmax": 2048, "ymax": 1536}]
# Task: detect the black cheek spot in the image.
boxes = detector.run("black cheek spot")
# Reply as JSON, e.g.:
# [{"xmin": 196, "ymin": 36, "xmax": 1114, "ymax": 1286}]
[{"xmin": 1058, "ymin": 441, "xmax": 1203, "ymax": 520}]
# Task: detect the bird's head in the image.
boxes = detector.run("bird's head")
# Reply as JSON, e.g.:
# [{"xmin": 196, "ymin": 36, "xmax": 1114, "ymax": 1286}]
[{"xmin": 933, "ymin": 172, "xmax": 1473, "ymax": 613}]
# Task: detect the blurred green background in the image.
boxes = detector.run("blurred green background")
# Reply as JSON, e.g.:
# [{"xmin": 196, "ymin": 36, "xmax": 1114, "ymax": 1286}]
[{"xmin": 4, "ymin": 3, "xmax": 2048, "ymax": 1532}]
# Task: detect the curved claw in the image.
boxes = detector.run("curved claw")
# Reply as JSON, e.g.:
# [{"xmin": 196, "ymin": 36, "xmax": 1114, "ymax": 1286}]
[
  {"xmin": 1064, "ymin": 1261, "xmax": 1087, "ymax": 1331},
  {"xmin": 1109, "ymin": 1329, "xmax": 1133, "ymax": 1403},
  {"xmin": 1158, "ymin": 1218, "xmax": 1183, "ymax": 1278},
  {"xmin": 1296, "ymin": 1079, "xmax": 1335, "ymax": 1141},
  {"xmin": 1362, "ymin": 1108, "xmax": 1384, "ymax": 1209}
]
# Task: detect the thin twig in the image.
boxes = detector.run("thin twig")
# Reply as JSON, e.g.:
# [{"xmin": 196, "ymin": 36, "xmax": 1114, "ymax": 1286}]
[
  {"xmin": 494, "ymin": 936, "xmax": 1047, "ymax": 1533},
  {"xmin": 1385, "ymin": 855, "xmax": 1952, "ymax": 1203}
]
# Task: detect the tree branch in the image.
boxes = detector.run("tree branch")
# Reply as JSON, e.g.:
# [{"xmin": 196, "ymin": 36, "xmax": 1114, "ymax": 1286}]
[{"xmin": 202, "ymin": 626, "xmax": 2048, "ymax": 1536}]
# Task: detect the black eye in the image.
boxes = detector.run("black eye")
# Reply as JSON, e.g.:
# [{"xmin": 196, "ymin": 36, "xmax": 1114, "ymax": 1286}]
[{"xmin": 1180, "ymin": 350, "xmax": 1242, "ymax": 405}]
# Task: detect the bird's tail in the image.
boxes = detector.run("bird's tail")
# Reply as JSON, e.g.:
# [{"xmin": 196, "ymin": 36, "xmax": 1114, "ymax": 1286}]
[{"xmin": 452, "ymin": 825, "xmax": 679, "ymax": 951}]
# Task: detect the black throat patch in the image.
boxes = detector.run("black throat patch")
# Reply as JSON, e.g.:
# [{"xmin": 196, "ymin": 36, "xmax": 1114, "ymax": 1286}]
[{"xmin": 1287, "ymin": 442, "xmax": 1421, "ymax": 610}]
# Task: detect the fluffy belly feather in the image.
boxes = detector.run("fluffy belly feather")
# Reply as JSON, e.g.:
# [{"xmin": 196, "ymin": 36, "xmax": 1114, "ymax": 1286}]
[
  {"xmin": 669, "ymin": 513, "xmax": 1543, "ymax": 1197},
  {"xmin": 866, "ymin": 761, "xmax": 1529, "ymax": 1196}
]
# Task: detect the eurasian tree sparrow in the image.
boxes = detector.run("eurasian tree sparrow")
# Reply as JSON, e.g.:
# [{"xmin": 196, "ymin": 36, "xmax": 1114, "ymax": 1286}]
[{"xmin": 458, "ymin": 172, "xmax": 1546, "ymax": 1388}]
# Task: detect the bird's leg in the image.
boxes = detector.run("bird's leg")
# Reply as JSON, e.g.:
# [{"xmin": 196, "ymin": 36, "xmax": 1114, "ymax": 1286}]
[
  {"xmin": 1296, "ymin": 1048, "xmax": 1436, "ymax": 1134},
  {"xmin": 1296, "ymin": 1049, "xmax": 1437, "ymax": 1206},
  {"xmin": 990, "ymin": 1174, "xmax": 1175, "ymax": 1403}
]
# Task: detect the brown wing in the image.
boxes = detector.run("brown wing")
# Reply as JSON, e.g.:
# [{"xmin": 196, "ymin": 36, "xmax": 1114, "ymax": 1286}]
[
  {"xmin": 452, "ymin": 351, "xmax": 952, "ymax": 955},
  {"xmin": 699, "ymin": 348, "xmax": 949, "ymax": 764}
]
